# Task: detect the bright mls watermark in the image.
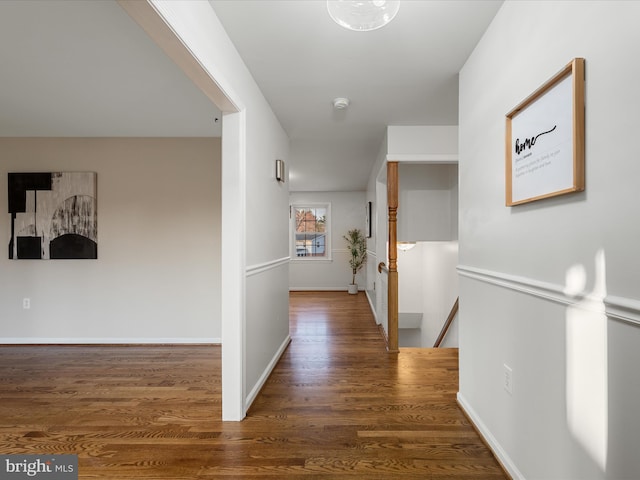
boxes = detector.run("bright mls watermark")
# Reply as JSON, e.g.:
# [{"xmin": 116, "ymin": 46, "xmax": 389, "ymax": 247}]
[{"xmin": 0, "ymin": 455, "xmax": 77, "ymax": 479}]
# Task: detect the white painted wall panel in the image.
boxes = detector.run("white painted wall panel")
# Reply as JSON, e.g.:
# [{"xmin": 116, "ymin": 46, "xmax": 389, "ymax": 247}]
[
  {"xmin": 245, "ymin": 262, "xmax": 290, "ymax": 396},
  {"xmin": 459, "ymin": 1, "xmax": 640, "ymax": 477}
]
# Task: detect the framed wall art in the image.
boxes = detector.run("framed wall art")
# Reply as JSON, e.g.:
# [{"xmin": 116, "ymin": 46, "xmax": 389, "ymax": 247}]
[
  {"xmin": 505, "ymin": 58, "xmax": 585, "ymax": 206},
  {"xmin": 8, "ymin": 172, "xmax": 97, "ymax": 260}
]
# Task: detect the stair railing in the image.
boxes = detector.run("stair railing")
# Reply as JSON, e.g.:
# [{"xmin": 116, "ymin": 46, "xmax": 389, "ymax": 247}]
[{"xmin": 433, "ymin": 297, "xmax": 459, "ymax": 348}]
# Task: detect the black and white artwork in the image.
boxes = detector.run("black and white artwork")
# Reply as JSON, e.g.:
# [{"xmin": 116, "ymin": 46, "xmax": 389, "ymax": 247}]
[{"xmin": 8, "ymin": 172, "xmax": 97, "ymax": 260}]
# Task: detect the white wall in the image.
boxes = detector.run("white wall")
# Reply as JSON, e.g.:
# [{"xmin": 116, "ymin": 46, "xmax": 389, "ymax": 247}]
[
  {"xmin": 0, "ymin": 137, "xmax": 220, "ymax": 342},
  {"xmin": 422, "ymin": 242, "xmax": 459, "ymax": 348},
  {"xmin": 397, "ymin": 164, "xmax": 458, "ymax": 242},
  {"xmin": 366, "ymin": 134, "xmax": 388, "ymax": 324},
  {"xmin": 289, "ymin": 191, "xmax": 367, "ymax": 291},
  {"xmin": 387, "ymin": 125, "xmax": 458, "ymax": 158},
  {"xmin": 458, "ymin": 2, "xmax": 640, "ymax": 478},
  {"xmin": 397, "ymin": 242, "xmax": 459, "ymax": 348}
]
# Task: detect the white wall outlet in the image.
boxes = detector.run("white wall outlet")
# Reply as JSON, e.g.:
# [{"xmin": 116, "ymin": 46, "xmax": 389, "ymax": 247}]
[
  {"xmin": 22, "ymin": 298, "xmax": 31, "ymax": 310},
  {"xmin": 503, "ymin": 363, "xmax": 513, "ymax": 395}
]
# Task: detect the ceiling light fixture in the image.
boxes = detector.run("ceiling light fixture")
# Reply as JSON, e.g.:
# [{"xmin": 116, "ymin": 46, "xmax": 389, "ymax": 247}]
[
  {"xmin": 327, "ymin": 0, "xmax": 400, "ymax": 32},
  {"xmin": 397, "ymin": 242, "xmax": 416, "ymax": 252}
]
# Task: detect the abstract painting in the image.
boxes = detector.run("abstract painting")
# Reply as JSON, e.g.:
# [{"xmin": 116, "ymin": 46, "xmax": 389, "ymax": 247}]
[{"xmin": 8, "ymin": 172, "xmax": 97, "ymax": 260}]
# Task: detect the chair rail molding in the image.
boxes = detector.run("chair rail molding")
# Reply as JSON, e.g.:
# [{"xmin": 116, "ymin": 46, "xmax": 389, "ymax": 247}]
[
  {"xmin": 246, "ymin": 256, "xmax": 290, "ymax": 277},
  {"xmin": 458, "ymin": 265, "xmax": 640, "ymax": 327}
]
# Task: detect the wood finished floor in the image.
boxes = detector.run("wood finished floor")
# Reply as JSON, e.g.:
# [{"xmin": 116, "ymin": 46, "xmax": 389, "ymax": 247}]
[{"xmin": 0, "ymin": 291, "xmax": 507, "ymax": 479}]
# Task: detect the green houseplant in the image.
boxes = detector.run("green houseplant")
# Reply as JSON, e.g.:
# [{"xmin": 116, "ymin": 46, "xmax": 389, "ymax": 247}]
[{"xmin": 343, "ymin": 228, "xmax": 367, "ymax": 294}]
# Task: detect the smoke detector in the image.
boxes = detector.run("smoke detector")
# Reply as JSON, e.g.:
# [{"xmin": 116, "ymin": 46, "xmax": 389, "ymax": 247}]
[{"xmin": 333, "ymin": 97, "xmax": 350, "ymax": 110}]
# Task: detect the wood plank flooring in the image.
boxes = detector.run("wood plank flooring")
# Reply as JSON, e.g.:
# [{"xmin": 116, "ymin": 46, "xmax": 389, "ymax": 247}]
[{"xmin": 0, "ymin": 291, "xmax": 507, "ymax": 479}]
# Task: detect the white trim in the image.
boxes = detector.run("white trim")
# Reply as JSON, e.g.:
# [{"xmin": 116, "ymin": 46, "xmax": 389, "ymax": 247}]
[
  {"xmin": 140, "ymin": 0, "xmax": 242, "ymax": 113},
  {"xmin": 290, "ymin": 248, "xmax": 352, "ymax": 263},
  {"xmin": 365, "ymin": 289, "xmax": 378, "ymax": 323},
  {"xmin": 457, "ymin": 393, "xmax": 525, "ymax": 480},
  {"xmin": 458, "ymin": 264, "xmax": 640, "ymax": 327},
  {"xmin": 289, "ymin": 286, "xmax": 363, "ymax": 292},
  {"xmin": 458, "ymin": 265, "xmax": 571, "ymax": 306},
  {"xmin": 386, "ymin": 153, "xmax": 458, "ymax": 163},
  {"xmin": 244, "ymin": 335, "xmax": 291, "ymax": 411},
  {"xmin": 246, "ymin": 256, "xmax": 290, "ymax": 277},
  {"xmin": 0, "ymin": 338, "xmax": 221, "ymax": 345},
  {"xmin": 221, "ymin": 109, "xmax": 247, "ymax": 421},
  {"xmin": 366, "ymin": 249, "xmax": 377, "ymax": 258},
  {"xmin": 605, "ymin": 295, "xmax": 640, "ymax": 327},
  {"xmin": 290, "ymin": 258, "xmax": 334, "ymax": 263}
]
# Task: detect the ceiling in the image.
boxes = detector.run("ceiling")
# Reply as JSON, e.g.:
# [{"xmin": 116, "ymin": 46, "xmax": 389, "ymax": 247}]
[
  {"xmin": 209, "ymin": 0, "xmax": 503, "ymax": 190},
  {"xmin": 0, "ymin": 0, "xmax": 503, "ymax": 191},
  {"xmin": 0, "ymin": 0, "xmax": 221, "ymax": 137}
]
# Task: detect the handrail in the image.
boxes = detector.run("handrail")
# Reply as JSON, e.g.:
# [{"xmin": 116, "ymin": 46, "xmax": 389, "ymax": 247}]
[
  {"xmin": 378, "ymin": 262, "xmax": 388, "ymax": 274},
  {"xmin": 433, "ymin": 297, "xmax": 459, "ymax": 348}
]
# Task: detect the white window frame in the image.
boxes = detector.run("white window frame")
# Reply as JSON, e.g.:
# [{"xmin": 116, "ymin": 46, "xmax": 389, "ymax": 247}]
[{"xmin": 290, "ymin": 202, "xmax": 332, "ymax": 261}]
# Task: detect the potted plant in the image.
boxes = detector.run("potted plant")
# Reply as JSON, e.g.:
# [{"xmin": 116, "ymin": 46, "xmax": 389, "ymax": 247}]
[{"xmin": 343, "ymin": 228, "xmax": 367, "ymax": 294}]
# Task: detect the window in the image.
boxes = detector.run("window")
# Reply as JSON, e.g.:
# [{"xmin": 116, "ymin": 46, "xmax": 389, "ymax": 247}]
[{"xmin": 291, "ymin": 203, "xmax": 331, "ymax": 260}]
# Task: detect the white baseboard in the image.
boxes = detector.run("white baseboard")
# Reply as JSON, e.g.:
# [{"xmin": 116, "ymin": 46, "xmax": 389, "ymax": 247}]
[
  {"xmin": 0, "ymin": 337, "xmax": 221, "ymax": 345},
  {"xmin": 365, "ymin": 290, "xmax": 378, "ymax": 323},
  {"xmin": 289, "ymin": 286, "xmax": 364, "ymax": 291},
  {"xmin": 244, "ymin": 334, "xmax": 292, "ymax": 412},
  {"xmin": 457, "ymin": 392, "xmax": 524, "ymax": 480}
]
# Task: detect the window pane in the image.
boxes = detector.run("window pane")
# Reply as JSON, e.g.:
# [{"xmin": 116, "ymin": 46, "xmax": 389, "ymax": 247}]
[
  {"xmin": 292, "ymin": 204, "xmax": 330, "ymax": 260},
  {"xmin": 313, "ymin": 208, "xmax": 326, "ymax": 232},
  {"xmin": 295, "ymin": 207, "xmax": 327, "ymax": 233},
  {"xmin": 295, "ymin": 232, "xmax": 326, "ymax": 257}
]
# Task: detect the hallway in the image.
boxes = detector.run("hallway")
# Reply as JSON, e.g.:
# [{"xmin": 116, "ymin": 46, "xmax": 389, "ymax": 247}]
[
  {"xmin": 240, "ymin": 291, "xmax": 507, "ymax": 478},
  {"xmin": 0, "ymin": 291, "xmax": 506, "ymax": 478}
]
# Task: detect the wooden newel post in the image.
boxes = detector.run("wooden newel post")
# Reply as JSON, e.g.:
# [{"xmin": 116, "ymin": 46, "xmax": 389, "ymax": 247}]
[{"xmin": 387, "ymin": 161, "xmax": 399, "ymax": 353}]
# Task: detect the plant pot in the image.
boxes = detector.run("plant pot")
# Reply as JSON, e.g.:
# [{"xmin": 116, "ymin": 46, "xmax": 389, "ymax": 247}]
[{"xmin": 347, "ymin": 284, "xmax": 358, "ymax": 295}]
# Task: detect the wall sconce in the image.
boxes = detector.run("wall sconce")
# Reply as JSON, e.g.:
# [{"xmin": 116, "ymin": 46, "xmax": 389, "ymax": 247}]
[{"xmin": 275, "ymin": 159, "xmax": 285, "ymax": 183}]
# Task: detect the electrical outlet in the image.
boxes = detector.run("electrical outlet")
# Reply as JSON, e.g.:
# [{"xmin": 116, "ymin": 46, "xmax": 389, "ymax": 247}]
[
  {"xmin": 23, "ymin": 298, "xmax": 31, "ymax": 310},
  {"xmin": 503, "ymin": 363, "xmax": 513, "ymax": 395}
]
